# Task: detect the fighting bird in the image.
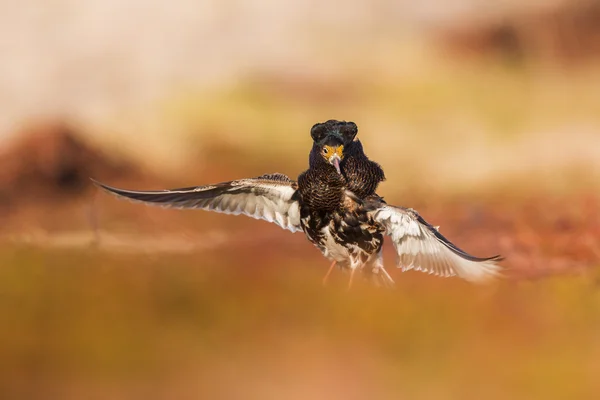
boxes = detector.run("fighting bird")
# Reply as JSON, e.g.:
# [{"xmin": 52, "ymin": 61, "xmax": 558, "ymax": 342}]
[{"xmin": 93, "ymin": 121, "xmax": 502, "ymax": 288}]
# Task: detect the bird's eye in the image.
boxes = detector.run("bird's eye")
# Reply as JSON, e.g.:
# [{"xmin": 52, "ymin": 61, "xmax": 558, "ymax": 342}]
[{"xmin": 323, "ymin": 147, "xmax": 329, "ymax": 154}]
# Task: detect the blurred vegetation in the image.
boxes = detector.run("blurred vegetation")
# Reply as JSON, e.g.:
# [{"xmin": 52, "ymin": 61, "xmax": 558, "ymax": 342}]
[
  {"xmin": 1, "ymin": 245, "xmax": 599, "ymax": 399},
  {"xmin": 163, "ymin": 62, "xmax": 600, "ymax": 142}
]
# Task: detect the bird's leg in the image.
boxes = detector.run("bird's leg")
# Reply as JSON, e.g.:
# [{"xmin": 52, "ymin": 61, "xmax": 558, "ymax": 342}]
[
  {"xmin": 367, "ymin": 252, "xmax": 395, "ymax": 288},
  {"xmin": 348, "ymin": 267, "xmax": 357, "ymax": 290},
  {"xmin": 322, "ymin": 261, "xmax": 337, "ymax": 286},
  {"xmin": 378, "ymin": 266, "xmax": 395, "ymax": 288}
]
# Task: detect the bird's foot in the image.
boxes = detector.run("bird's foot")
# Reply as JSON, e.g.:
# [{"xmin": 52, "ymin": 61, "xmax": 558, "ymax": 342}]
[
  {"xmin": 367, "ymin": 265, "xmax": 395, "ymax": 289},
  {"xmin": 347, "ymin": 267, "xmax": 357, "ymax": 290},
  {"xmin": 322, "ymin": 261, "xmax": 337, "ymax": 286}
]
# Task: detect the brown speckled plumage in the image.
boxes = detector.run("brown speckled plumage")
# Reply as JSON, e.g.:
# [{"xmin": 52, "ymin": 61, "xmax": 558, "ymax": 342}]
[
  {"xmin": 341, "ymin": 139, "xmax": 385, "ymax": 198},
  {"xmin": 297, "ymin": 155, "xmax": 386, "ymax": 278},
  {"xmin": 297, "ymin": 165, "xmax": 345, "ymax": 212}
]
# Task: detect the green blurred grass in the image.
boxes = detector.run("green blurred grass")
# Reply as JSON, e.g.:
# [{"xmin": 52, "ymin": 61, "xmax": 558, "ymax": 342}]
[
  {"xmin": 103, "ymin": 56, "xmax": 600, "ymax": 196},
  {"xmin": 159, "ymin": 60, "xmax": 600, "ymax": 145},
  {"xmin": 1, "ymin": 244, "xmax": 599, "ymax": 399}
]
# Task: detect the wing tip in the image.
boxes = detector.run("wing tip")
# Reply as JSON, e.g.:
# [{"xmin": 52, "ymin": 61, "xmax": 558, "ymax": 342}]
[
  {"xmin": 89, "ymin": 178, "xmax": 151, "ymax": 203},
  {"xmin": 89, "ymin": 177, "xmax": 111, "ymax": 192},
  {"xmin": 461, "ymin": 257, "xmax": 505, "ymax": 283},
  {"xmin": 89, "ymin": 177, "xmax": 125, "ymax": 196},
  {"xmin": 478, "ymin": 254, "xmax": 504, "ymax": 263}
]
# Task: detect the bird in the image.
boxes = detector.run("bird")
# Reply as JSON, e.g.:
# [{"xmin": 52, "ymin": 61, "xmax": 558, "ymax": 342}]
[
  {"xmin": 92, "ymin": 122, "xmax": 502, "ymax": 288},
  {"xmin": 305, "ymin": 119, "xmax": 394, "ymax": 284}
]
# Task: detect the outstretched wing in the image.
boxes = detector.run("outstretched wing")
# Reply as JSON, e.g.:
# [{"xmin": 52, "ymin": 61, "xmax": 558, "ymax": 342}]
[
  {"xmin": 372, "ymin": 205, "xmax": 502, "ymax": 282},
  {"xmin": 92, "ymin": 173, "xmax": 302, "ymax": 232}
]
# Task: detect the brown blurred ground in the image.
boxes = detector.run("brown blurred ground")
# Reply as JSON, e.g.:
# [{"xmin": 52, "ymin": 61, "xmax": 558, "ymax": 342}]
[{"xmin": 439, "ymin": 0, "xmax": 600, "ymax": 64}]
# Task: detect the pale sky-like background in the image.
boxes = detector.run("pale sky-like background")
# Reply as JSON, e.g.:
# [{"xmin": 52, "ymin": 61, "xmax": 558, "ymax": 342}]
[
  {"xmin": 1, "ymin": 0, "xmax": 598, "ymax": 188},
  {"xmin": 0, "ymin": 0, "xmax": 565, "ymax": 137}
]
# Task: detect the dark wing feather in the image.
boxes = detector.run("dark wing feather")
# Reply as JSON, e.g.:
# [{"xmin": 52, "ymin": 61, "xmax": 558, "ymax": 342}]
[
  {"xmin": 372, "ymin": 205, "xmax": 502, "ymax": 282},
  {"xmin": 92, "ymin": 173, "xmax": 302, "ymax": 232}
]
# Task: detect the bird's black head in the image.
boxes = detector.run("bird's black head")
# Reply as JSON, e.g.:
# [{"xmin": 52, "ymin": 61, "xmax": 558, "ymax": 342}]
[
  {"xmin": 310, "ymin": 120, "xmax": 358, "ymax": 146},
  {"xmin": 309, "ymin": 120, "xmax": 358, "ymax": 174}
]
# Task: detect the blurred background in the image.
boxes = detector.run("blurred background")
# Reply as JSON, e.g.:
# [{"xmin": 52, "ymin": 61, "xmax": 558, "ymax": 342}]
[{"xmin": 1, "ymin": 0, "xmax": 600, "ymax": 398}]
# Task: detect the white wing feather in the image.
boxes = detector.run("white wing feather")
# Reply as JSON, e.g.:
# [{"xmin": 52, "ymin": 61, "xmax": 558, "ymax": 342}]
[
  {"xmin": 373, "ymin": 205, "xmax": 502, "ymax": 282},
  {"xmin": 92, "ymin": 173, "xmax": 302, "ymax": 232}
]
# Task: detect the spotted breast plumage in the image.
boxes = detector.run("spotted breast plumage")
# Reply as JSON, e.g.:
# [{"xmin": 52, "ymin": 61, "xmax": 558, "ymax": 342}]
[{"xmin": 93, "ymin": 121, "xmax": 502, "ymax": 288}]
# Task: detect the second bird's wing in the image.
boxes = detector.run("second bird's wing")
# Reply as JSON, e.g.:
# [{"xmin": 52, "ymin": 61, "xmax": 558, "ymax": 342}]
[
  {"xmin": 92, "ymin": 173, "xmax": 302, "ymax": 232},
  {"xmin": 372, "ymin": 204, "xmax": 502, "ymax": 282}
]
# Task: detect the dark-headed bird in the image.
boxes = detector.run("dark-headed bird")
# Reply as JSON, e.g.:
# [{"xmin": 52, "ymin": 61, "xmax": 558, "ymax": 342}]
[
  {"xmin": 310, "ymin": 119, "xmax": 385, "ymax": 199},
  {"xmin": 93, "ymin": 123, "xmax": 502, "ymax": 288}
]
